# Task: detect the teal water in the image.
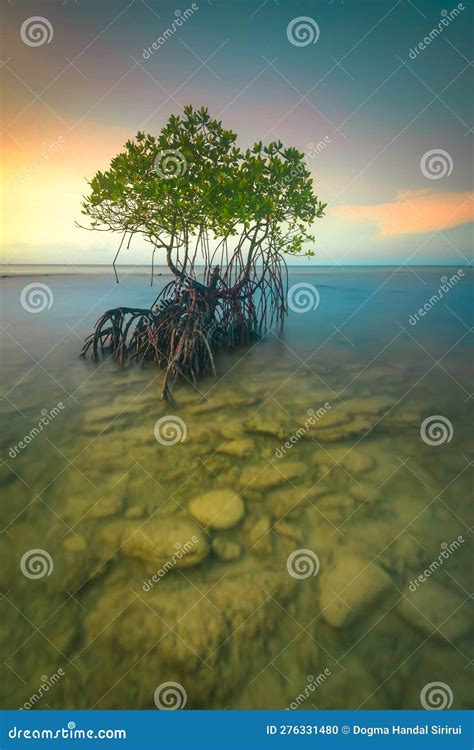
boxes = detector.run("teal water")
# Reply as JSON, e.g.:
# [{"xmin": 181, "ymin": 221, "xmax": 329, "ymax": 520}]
[{"xmin": 0, "ymin": 266, "xmax": 472, "ymax": 710}]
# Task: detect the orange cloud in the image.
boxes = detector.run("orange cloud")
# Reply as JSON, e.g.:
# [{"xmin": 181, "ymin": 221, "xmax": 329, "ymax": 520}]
[{"xmin": 333, "ymin": 189, "xmax": 474, "ymax": 237}]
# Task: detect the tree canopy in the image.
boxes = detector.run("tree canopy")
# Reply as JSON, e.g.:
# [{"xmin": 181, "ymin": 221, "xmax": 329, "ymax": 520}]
[{"xmin": 81, "ymin": 105, "xmax": 326, "ymax": 280}]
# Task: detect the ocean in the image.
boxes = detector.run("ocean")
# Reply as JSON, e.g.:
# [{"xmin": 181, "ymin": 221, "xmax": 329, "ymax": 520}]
[{"xmin": 0, "ymin": 265, "xmax": 472, "ymax": 710}]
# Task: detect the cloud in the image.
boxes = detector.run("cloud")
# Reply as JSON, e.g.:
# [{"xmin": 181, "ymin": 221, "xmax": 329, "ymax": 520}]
[{"xmin": 333, "ymin": 189, "xmax": 474, "ymax": 237}]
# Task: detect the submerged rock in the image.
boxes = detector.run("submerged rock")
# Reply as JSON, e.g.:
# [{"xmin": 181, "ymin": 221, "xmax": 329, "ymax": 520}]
[
  {"xmin": 247, "ymin": 515, "xmax": 272, "ymax": 557},
  {"xmin": 273, "ymin": 520, "xmax": 303, "ymax": 543},
  {"xmin": 84, "ymin": 566, "xmax": 298, "ymax": 707},
  {"xmin": 189, "ymin": 490, "xmax": 245, "ymax": 530},
  {"xmin": 345, "ymin": 396, "xmax": 394, "ymax": 416},
  {"xmin": 269, "ymin": 485, "xmax": 324, "ymax": 519},
  {"xmin": 349, "ymin": 482, "xmax": 382, "ymax": 503},
  {"xmin": 240, "ymin": 461, "xmax": 306, "ymax": 492},
  {"xmin": 62, "ymin": 534, "xmax": 87, "ymax": 553},
  {"xmin": 397, "ymin": 580, "xmax": 472, "ymax": 642},
  {"xmin": 339, "ymin": 451, "xmax": 375, "ymax": 475},
  {"xmin": 121, "ymin": 517, "xmax": 209, "ymax": 569},
  {"xmin": 212, "ymin": 537, "xmax": 242, "ymax": 561},
  {"xmin": 89, "ymin": 494, "xmax": 124, "ymax": 519},
  {"xmin": 54, "ymin": 541, "xmax": 108, "ymax": 592},
  {"xmin": 316, "ymin": 493, "xmax": 355, "ymax": 524},
  {"xmin": 244, "ymin": 416, "xmax": 286, "ymax": 440},
  {"xmin": 189, "ymin": 396, "xmax": 257, "ymax": 415},
  {"xmin": 320, "ymin": 553, "xmax": 392, "ymax": 628},
  {"xmin": 217, "ymin": 439, "xmax": 254, "ymax": 458}
]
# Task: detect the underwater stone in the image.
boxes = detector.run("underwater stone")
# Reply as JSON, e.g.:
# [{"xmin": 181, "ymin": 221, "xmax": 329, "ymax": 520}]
[
  {"xmin": 269, "ymin": 485, "xmax": 323, "ymax": 519},
  {"xmin": 316, "ymin": 493, "xmax": 355, "ymax": 523},
  {"xmin": 345, "ymin": 396, "xmax": 394, "ymax": 416},
  {"xmin": 338, "ymin": 451, "xmax": 375, "ymax": 475},
  {"xmin": 217, "ymin": 439, "xmax": 254, "ymax": 458},
  {"xmin": 212, "ymin": 537, "xmax": 242, "ymax": 561},
  {"xmin": 240, "ymin": 462, "xmax": 306, "ymax": 491},
  {"xmin": 62, "ymin": 535, "xmax": 87, "ymax": 553},
  {"xmin": 320, "ymin": 553, "xmax": 392, "ymax": 628},
  {"xmin": 244, "ymin": 416, "xmax": 287, "ymax": 440},
  {"xmin": 89, "ymin": 494, "xmax": 124, "ymax": 519},
  {"xmin": 189, "ymin": 490, "xmax": 245, "ymax": 530},
  {"xmin": 273, "ymin": 520, "xmax": 303, "ymax": 543},
  {"xmin": 397, "ymin": 580, "xmax": 471, "ymax": 642},
  {"xmin": 247, "ymin": 515, "xmax": 272, "ymax": 556},
  {"xmin": 121, "ymin": 517, "xmax": 209, "ymax": 569},
  {"xmin": 349, "ymin": 483, "xmax": 382, "ymax": 503}
]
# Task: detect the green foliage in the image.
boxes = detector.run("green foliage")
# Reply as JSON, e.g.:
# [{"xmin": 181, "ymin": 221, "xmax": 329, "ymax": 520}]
[{"xmin": 81, "ymin": 105, "xmax": 325, "ymax": 257}]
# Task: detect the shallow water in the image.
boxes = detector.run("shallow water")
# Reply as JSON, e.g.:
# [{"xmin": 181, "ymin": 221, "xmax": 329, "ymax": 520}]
[{"xmin": 0, "ymin": 266, "xmax": 472, "ymax": 710}]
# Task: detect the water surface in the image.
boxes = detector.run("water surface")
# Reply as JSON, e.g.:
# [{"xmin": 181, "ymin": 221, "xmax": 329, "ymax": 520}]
[{"xmin": 0, "ymin": 266, "xmax": 472, "ymax": 710}]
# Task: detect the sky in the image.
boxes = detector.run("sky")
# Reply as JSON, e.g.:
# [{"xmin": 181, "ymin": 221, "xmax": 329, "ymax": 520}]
[{"xmin": 1, "ymin": 0, "xmax": 473, "ymax": 267}]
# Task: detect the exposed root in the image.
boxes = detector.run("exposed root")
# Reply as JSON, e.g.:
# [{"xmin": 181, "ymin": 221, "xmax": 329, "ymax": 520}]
[
  {"xmin": 81, "ymin": 220, "xmax": 290, "ymax": 399},
  {"xmin": 81, "ymin": 267, "xmax": 284, "ymax": 399}
]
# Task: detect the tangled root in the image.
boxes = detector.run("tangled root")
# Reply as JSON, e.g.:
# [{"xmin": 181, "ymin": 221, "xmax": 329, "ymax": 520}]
[{"xmin": 81, "ymin": 277, "xmax": 268, "ymax": 400}]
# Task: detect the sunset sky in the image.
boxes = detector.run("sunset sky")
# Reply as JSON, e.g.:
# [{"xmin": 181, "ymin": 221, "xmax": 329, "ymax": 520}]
[{"xmin": 1, "ymin": 0, "xmax": 473, "ymax": 266}]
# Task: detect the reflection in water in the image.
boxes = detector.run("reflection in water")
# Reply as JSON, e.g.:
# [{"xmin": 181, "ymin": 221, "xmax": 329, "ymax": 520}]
[{"xmin": 0, "ymin": 267, "xmax": 472, "ymax": 709}]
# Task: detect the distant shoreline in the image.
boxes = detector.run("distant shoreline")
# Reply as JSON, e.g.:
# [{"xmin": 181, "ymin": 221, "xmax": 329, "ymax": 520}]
[{"xmin": 1, "ymin": 263, "xmax": 470, "ymax": 279}]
